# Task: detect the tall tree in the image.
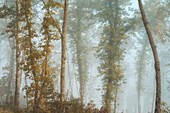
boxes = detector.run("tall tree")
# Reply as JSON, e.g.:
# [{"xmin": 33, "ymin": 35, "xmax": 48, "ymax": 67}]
[
  {"xmin": 135, "ymin": 0, "xmax": 169, "ymax": 112},
  {"xmin": 0, "ymin": 0, "xmax": 19, "ymax": 106},
  {"xmin": 14, "ymin": 0, "xmax": 22, "ymax": 108},
  {"xmin": 21, "ymin": 0, "xmax": 61, "ymax": 112},
  {"xmin": 60, "ymin": 0, "xmax": 69, "ymax": 102},
  {"xmin": 138, "ymin": 0, "xmax": 161, "ymax": 113},
  {"xmin": 96, "ymin": 0, "xmax": 135, "ymax": 112},
  {"xmin": 67, "ymin": 0, "xmax": 95, "ymax": 105}
]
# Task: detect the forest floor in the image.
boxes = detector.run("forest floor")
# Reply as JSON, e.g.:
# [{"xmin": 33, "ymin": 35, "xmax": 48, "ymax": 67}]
[{"xmin": 0, "ymin": 108, "xmax": 13, "ymax": 113}]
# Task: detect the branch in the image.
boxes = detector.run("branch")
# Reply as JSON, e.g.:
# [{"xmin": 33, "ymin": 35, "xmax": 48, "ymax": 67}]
[{"xmin": 41, "ymin": 0, "xmax": 62, "ymax": 37}]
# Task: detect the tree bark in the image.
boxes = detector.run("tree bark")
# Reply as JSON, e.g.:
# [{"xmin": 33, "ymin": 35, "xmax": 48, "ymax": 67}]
[
  {"xmin": 138, "ymin": 0, "xmax": 161, "ymax": 113},
  {"xmin": 14, "ymin": 0, "xmax": 22, "ymax": 108},
  {"xmin": 60, "ymin": 0, "xmax": 69, "ymax": 102},
  {"xmin": 151, "ymin": 80, "xmax": 156, "ymax": 113}
]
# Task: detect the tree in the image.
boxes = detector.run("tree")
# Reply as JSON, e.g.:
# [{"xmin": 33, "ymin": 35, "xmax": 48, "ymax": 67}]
[
  {"xmin": 21, "ymin": 0, "xmax": 61, "ymax": 112},
  {"xmin": 14, "ymin": 0, "xmax": 22, "ymax": 108},
  {"xmin": 60, "ymin": 0, "xmax": 69, "ymax": 102},
  {"xmin": 136, "ymin": 35, "xmax": 149, "ymax": 113},
  {"xmin": 6, "ymin": 38, "xmax": 15, "ymax": 103},
  {"xmin": 67, "ymin": 0, "xmax": 95, "ymax": 105},
  {"xmin": 0, "ymin": 0, "xmax": 22, "ymax": 108},
  {"xmin": 134, "ymin": 0, "xmax": 169, "ymax": 112},
  {"xmin": 96, "ymin": 0, "xmax": 135, "ymax": 112},
  {"xmin": 138, "ymin": 0, "xmax": 161, "ymax": 113}
]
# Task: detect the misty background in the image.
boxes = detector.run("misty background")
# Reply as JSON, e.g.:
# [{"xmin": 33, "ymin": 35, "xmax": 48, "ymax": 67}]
[{"xmin": 0, "ymin": 0, "xmax": 169, "ymax": 113}]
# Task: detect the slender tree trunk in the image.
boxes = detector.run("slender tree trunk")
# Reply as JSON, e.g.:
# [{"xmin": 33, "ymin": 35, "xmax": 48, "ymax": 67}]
[
  {"xmin": 44, "ymin": 26, "xmax": 50, "ymax": 77},
  {"xmin": 138, "ymin": 0, "xmax": 161, "ymax": 113},
  {"xmin": 75, "ymin": 32, "xmax": 84, "ymax": 106},
  {"xmin": 113, "ymin": 87, "xmax": 118, "ymax": 113},
  {"xmin": 14, "ymin": 0, "xmax": 22, "ymax": 108},
  {"xmin": 6, "ymin": 38, "xmax": 15, "ymax": 103},
  {"xmin": 77, "ymin": 49, "xmax": 83, "ymax": 106},
  {"xmin": 67, "ymin": 52, "xmax": 73, "ymax": 97},
  {"xmin": 137, "ymin": 39, "xmax": 148, "ymax": 113},
  {"xmin": 138, "ymin": 90, "xmax": 141, "ymax": 113},
  {"xmin": 105, "ymin": 78, "xmax": 112, "ymax": 113},
  {"xmin": 60, "ymin": 0, "xmax": 69, "ymax": 102},
  {"xmin": 75, "ymin": 3, "xmax": 84, "ymax": 106},
  {"xmin": 151, "ymin": 80, "xmax": 156, "ymax": 113}
]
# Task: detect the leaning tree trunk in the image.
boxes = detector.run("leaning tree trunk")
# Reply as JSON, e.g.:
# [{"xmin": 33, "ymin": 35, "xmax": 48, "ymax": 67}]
[
  {"xmin": 151, "ymin": 80, "xmax": 156, "ymax": 113},
  {"xmin": 14, "ymin": 0, "xmax": 22, "ymax": 109},
  {"xmin": 138, "ymin": 0, "xmax": 161, "ymax": 113},
  {"xmin": 60, "ymin": 0, "xmax": 69, "ymax": 102}
]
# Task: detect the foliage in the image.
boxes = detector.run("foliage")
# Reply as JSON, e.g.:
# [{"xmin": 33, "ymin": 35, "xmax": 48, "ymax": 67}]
[
  {"xmin": 0, "ymin": 108, "xmax": 13, "ymax": 113},
  {"xmin": 161, "ymin": 102, "xmax": 170, "ymax": 113},
  {"xmin": 0, "ymin": 0, "xmax": 169, "ymax": 112},
  {"xmin": 0, "ymin": 76, "xmax": 8, "ymax": 101},
  {"xmin": 96, "ymin": 0, "xmax": 135, "ymax": 112},
  {"xmin": 21, "ymin": 0, "xmax": 61, "ymax": 112},
  {"xmin": 0, "ymin": 98, "xmax": 109, "ymax": 113}
]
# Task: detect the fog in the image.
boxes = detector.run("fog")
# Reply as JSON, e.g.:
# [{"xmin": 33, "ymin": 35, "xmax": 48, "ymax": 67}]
[{"xmin": 0, "ymin": 0, "xmax": 169, "ymax": 113}]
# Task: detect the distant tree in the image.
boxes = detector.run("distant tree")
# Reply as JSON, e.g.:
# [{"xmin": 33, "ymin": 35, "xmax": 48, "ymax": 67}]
[
  {"xmin": 67, "ymin": 0, "xmax": 95, "ymax": 106},
  {"xmin": 135, "ymin": 32, "xmax": 151, "ymax": 113},
  {"xmin": 0, "ymin": 0, "xmax": 22, "ymax": 108},
  {"xmin": 6, "ymin": 38, "xmax": 15, "ymax": 103}
]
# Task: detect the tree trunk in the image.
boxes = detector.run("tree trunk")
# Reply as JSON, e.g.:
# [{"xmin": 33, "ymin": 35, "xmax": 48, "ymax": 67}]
[
  {"xmin": 105, "ymin": 78, "xmax": 112, "ymax": 113},
  {"xmin": 138, "ymin": 90, "xmax": 141, "ymax": 113},
  {"xmin": 77, "ymin": 47, "xmax": 84, "ymax": 106},
  {"xmin": 14, "ymin": 0, "xmax": 22, "ymax": 108},
  {"xmin": 138, "ymin": 0, "xmax": 161, "ymax": 113},
  {"xmin": 137, "ymin": 38, "xmax": 148, "ymax": 113},
  {"xmin": 60, "ymin": 0, "xmax": 69, "ymax": 102},
  {"xmin": 67, "ymin": 52, "xmax": 73, "ymax": 97},
  {"xmin": 113, "ymin": 87, "xmax": 118, "ymax": 113},
  {"xmin": 6, "ymin": 38, "xmax": 15, "ymax": 103},
  {"xmin": 151, "ymin": 80, "xmax": 156, "ymax": 113}
]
